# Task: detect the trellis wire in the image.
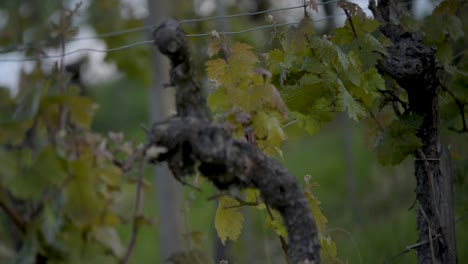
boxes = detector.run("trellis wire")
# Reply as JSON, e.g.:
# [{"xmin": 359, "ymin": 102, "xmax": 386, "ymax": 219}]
[
  {"xmin": 0, "ymin": 15, "xmax": 347, "ymax": 62},
  {"xmin": 0, "ymin": 0, "xmax": 411, "ymax": 62},
  {"xmin": 0, "ymin": 0, "xmax": 341, "ymax": 56}
]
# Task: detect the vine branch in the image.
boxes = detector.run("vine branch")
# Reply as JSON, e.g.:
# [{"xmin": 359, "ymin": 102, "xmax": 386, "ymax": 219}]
[
  {"xmin": 440, "ymin": 83, "xmax": 467, "ymax": 133},
  {"xmin": 0, "ymin": 191, "xmax": 26, "ymax": 234},
  {"xmin": 149, "ymin": 19, "xmax": 320, "ymax": 263},
  {"xmin": 121, "ymin": 151, "xmax": 145, "ymax": 264}
]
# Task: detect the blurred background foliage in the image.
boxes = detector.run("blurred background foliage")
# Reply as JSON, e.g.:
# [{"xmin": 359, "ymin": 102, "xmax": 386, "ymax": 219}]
[{"xmin": 0, "ymin": 0, "xmax": 467, "ymax": 263}]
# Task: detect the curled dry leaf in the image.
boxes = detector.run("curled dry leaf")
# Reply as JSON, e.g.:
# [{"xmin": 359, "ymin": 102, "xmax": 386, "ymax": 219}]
[
  {"xmin": 145, "ymin": 145, "xmax": 168, "ymax": 160},
  {"xmin": 337, "ymin": 1, "xmax": 367, "ymax": 18},
  {"xmin": 269, "ymin": 84, "xmax": 289, "ymax": 121},
  {"xmin": 308, "ymin": 0, "xmax": 319, "ymax": 13}
]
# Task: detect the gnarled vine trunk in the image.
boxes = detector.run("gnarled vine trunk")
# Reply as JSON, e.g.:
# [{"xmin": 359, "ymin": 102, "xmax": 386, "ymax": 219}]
[
  {"xmin": 148, "ymin": 19, "xmax": 320, "ymax": 263},
  {"xmin": 370, "ymin": 0, "xmax": 457, "ymax": 263}
]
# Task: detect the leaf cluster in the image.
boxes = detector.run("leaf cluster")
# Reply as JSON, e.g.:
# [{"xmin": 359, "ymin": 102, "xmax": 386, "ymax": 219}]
[
  {"xmin": 266, "ymin": 15, "xmax": 386, "ymax": 135},
  {"xmin": 0, "ymin": 67, "xmax": 150, "ymax": 263},
  {"xmin": 0, "ymin": 6, "xmax": 151, "ymax": 262},
  {"xmin": 206, "ymin": 38, "xmax": 287, "ymax": 155}
]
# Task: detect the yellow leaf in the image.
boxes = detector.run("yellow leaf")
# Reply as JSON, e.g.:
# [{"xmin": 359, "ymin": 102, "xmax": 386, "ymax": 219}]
[
  {"xmin": 305, "ymin": 191, "xmax": 328, "ymax": 233},
  {"xmin": 207, "ymin": 37, "xmax": 224, "ymax": 57},
  {"xmin": 228, "ymin": 43, "xmax": 259, "ymax": 81},
  {"xmin": 243, "ymin": 188, "xmax": 265, "ymax": 209},
  {"xmin": 205, "ymin": 58, "xmax": 230, "ymax": 84},
  {"xmin": 266, "ymin": 210, "xmax": 287, "ymax": 238},
  {"xmin": 92, "ymin": 212, "xmax": 120, "ymax": 226},
  {"xmin": 252, "ymin": 111, "xmax": 286, "ymax": 154},
  {"xmin": 320, "ymin": 235, "xmax": 340, "ymax": 264},
  {"xmin": 215, "ymin": 196, "xmax": 244, "ymax": 244},
  {"xmin": 207, "ymin": 87, "xmax": 229, "ymax": 112},
  {"xmin": 95, "ymin": 165, "xmax": 121, "ymax": 189}
]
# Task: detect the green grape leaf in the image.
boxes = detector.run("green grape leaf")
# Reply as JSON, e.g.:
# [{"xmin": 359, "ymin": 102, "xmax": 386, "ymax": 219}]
[
  {"xmin": 215, "ymin": 196, "xmax": 244, "ymax": 245},
  {"xmin": 40, "ymin": 95, "xmax": 97, "ymax": 129},
  {"xmin": 433, "ymin": 0, "xmax": 460, "ymax": 15},
  {"xmin": 400, "ymin": 13, "xmax": 421, "ymax": 32},
  {"xmin": 311, "ymin": 37, "xmax": 336, "ymax": 64},
  {"xmin": 284, "ymin": 17, "xmax": 314, "ymax": 56},
  {"xmin": 236, "ymin": 84, "xmax": 272, "ymax": 112},
  {"xmin": 64, "ymin": 96, "xmax": 97, "ymax": 129},
  {"xmin": 360, "ymin": 18, "xmax": 381, "ymax": 33},
  {"xmin": 207, "ymin": 86, "xmax": 229, "ymax": 112},
  {"xmin": 355, "ymin": 67, "xmax": 385, "ymax": 107},
  {"xmin": 293, "ymin": 98, "xmax": 334, "ymax": 135},
  {"xmin": 0, "ymin": 149, "xmax": 19, "ymax": 187},
  {"xmin": 0, "ymin": 119, "xmax": 33, "ymax": 145},
  {"xmin": 246, "ymin": 84, "xmax": 288, "ymax": 120},
  {"xmin": 445, "ymin": 16, "xmax": 463, "ymax": 41},
  {"xmin": 300, "ymin": 73, "xmax": 322, "ymax": 87},
  {"xmin": 283, "ymin": 48, "xmax": 300, "ymax": 70},
  {"xmin": 64, "ymin": 156, "xmax": 104, "ymax": 227},
  {"xmin": 8, "ymin": 147, "xmax": 66, "ymax": 200},
  {"xmin": 436, "ymin": 42, "xmax": 454, "ymax": 64},
  {"xmin": 332, "ymin": 27, "xmax": 354, "ymax": 45},
  {"xmin": 267, "ymin": 49, "xmax": 285, "ymax": 75},
  {"xmin": 301, "ymin": 56, "xmax": 323, "ymax": 73},
  {"xmin": 294, "ymin": 111, "xmax": 322, "ymax": 135},
  {"xmin": 360, "ymin": 33, "xmax": 388, "ymax": 55},
  {"xmin": 423, "ymin": 15, "xmax": 463, "ymax": 43},
  {"xmin": 356, "ymin": 33, "xmax": 387, "ymax": 68},
  {"xmin": 337, "ymin": 82, "xmax": 366, "ymax": 121},
  {"xmin": 376, "ymin": 115, "xmax": 423, "ymax": 165},
  {"xmin": 282, "ymin": 75, "xmax": 326, "ymax": 113}
]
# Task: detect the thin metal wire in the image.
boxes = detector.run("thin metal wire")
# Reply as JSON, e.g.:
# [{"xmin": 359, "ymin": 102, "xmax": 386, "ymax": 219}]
[
  {"xmin": 0, "ymin": 1, "xmax": 341, "ymax": 55},
  {"xmin": 0, "ymin": 27, "xmax": 153, "ymax": 55},
  {"xmin": 74, "ymin": 27, "xmax": 151, "ymax": 41},
  {"xmin": 180, "ymin": 1, "xmax": 341, "ymax": 24},
  {"xmin": 0, "ymin": 40, "xmax": 153, "ymax": 62},
  {"xmin": 186, "ymin": 22, "xmax": 298, "ymax": 37},
  {"xmin": 186, "ymin": 14, "xmax": 344, "ymax": 37},
  {"xmin": 0, "ymin": 12, "xmax": 348, "ymax": 62}
]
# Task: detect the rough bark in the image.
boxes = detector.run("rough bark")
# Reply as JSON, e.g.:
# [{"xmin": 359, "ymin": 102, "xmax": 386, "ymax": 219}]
[
  {"xmin": 370, "ymin": 0, "xmax": 457, "ymax": 263},
  {"xmin": 149, "ymin": 19, "xmax": 320, "ymax": 263}
]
